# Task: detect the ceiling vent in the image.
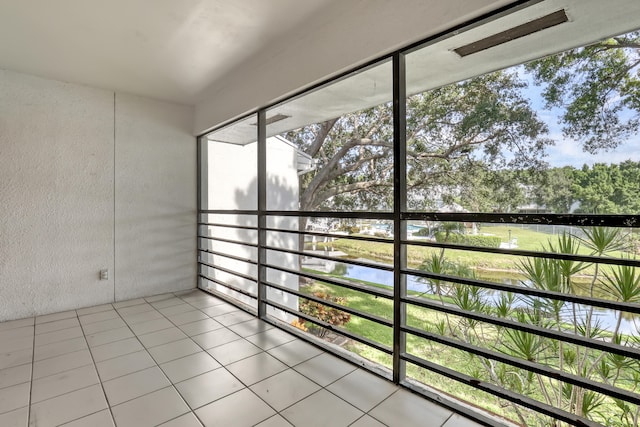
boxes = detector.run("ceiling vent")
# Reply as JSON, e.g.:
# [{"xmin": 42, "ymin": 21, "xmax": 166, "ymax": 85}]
[{"xmin": 454, "ymin": 9, "xmax": 569, "ymax": 57}]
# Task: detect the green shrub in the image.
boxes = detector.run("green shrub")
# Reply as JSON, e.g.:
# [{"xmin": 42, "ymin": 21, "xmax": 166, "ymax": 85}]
[
  {"xmin": 434, "ymin": 232, "xmax": 501, "ymax": 248},
  {"xmin": 349, "ymin": 226, "xmax": 360, "ymax": 234},
  {"xmin": 413, "ymin": 227, "xmax": 430, "ymax": 236},
  {"xmin": 299, "ymin": 292, "xmax": 351, "ymax": 337}
]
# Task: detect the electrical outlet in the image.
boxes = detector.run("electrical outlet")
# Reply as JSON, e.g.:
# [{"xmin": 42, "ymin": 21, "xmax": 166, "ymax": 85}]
[{"xmin": 100, "ymin": 269, "xmax": 109, "ymax": 280}]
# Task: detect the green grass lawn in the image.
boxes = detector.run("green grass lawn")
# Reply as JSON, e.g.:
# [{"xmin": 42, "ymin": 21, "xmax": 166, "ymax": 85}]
[
  {"xmin": 300, "ymin": 280, "xmax": 531, "ymax": 422},
  {"xmin": 318, "ymin": 225, "xmax": 632, "ymax": 277},
  {"xmin": 300, "ymin": 278, "xmax": 638, "ymax": 426},
  {"xmin": 299, "ymin": 224, "xmax": 638, "ymax": 425}
]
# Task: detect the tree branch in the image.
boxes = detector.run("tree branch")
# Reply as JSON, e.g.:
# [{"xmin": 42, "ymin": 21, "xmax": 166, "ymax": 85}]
[
  {"xmin": 306, "ymin": 118, "xmax": 338, "ymax": 158},
  {"xmin": 315, "ymin": 181, "xmax": 392, "ymax": 203},
  {"xmin": 301, "ymin": 138, "xmax": 392, "ymax": 209},
  {"xmin": 412, "ymin": 133, "xmax": 493, "ymax": 161}
]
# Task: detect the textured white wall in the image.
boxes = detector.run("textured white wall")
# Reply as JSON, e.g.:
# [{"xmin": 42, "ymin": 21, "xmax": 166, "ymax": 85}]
[
  {"xmin": 115, "ymin": 93, "xmax": 196, "ymax": 301},
  {"xmin": 0, "ymin": 70, "xmax": 196, "ymax": 321},
  {"xmin": 0, "ymin": 70, "xmax": 115, "ymax": 321}
]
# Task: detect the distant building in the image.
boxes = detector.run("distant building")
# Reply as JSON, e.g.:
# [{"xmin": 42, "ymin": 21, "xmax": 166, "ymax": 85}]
[{"xmin": 202, "ymin": 136, "xmax": 305, "ymax": 322}]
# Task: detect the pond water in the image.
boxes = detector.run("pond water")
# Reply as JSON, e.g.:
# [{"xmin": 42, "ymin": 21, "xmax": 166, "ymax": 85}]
[
  {"xmin": 328, "ymin": 260, "xmax": 639, "ymax": 335},
  {"xmin": 370, "ymin": 223, "xmax": 427, "ymax": 232}
]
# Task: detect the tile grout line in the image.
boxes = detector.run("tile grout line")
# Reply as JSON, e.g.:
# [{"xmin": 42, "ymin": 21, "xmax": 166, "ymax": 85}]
[
  {"xmin": 27, "ymin": 383, "xmax": 97, "ymax": 409},
  {"xmin": 440, "ymin": 412, "xmax": 456, "ymax": 427},
  {"xmin": 362, "ymin": 389, "xmax": 400, "ymax": 426},
  {"xmin": 26, "ymin": 319, "xmax": 35, "ymax": 427},
  {"xmin": 155, "ymin": 292, "xmax": 277, "ymax": 425},
  {"xmin": 268, "ymin": 363, "xmax": 367, "ymax": 424},
  {"xmin": 77, "ymin": 309, "xmax": 118, "ymax": 425},
  {"xmin": 7, "ymin": 291, "xmax": 380, "ymax": 426},
  {"xmin": 87, "ymin": 339, "xmax": 142, "ymax": 363},
  {"xmin": 21, "ymin": 297, "xmax": 229, "ymax": 411},
  {"xmin": 5, "ymin": 290, "xmax": 404, "ymax": 427},
  {"xmin": 153, "ymin": 293, "xmax": 246, "ymax": 390},
  {"xmin": 30, "ymin": 348, "xmax": 94, "ymax": 382},
  {"xmin": 348, "ymin": 414, "xmax": 370, "ymax": 426},
  {"xmin": 137, "ymin": 395, "xmax": 195, "ymax": 427},
  {"xmin": 76, "ymin": 300, "xmax": 201, "ymax": 366},
  {"xmin": 143, "ymin": 292, "xmax": 223, "ymax": 425},
  {"xmin": 107, "ymin": 293, "xmax": 195, "ymax": 423},
  {"xmin": 227, "ymin": 320, "xmax": 398, "ymax": 426},
  {"xmin": 31, "ymin": 336, "xmax": 90, "ymax": 363},
  {"xmin": 170, "ymin": 293, "xmax": 370, "ymax": 426},
  {"xmin": 168, "ymin": 291, "xmax": 401, "ymax": 426},
  {"xmin": 33, "ymin": 292, "xmax": 213, "ymax": 418}
]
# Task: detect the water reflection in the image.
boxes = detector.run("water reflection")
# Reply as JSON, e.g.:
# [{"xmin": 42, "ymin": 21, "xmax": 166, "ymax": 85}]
[{"xmin": 310, "ymin": 258, "xmax": 639, "ymax": 335}]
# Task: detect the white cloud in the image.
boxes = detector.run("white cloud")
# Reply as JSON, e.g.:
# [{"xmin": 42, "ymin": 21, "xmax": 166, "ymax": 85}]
[{"xmin": 545, "ymin": 136, "xmax": 640, "ymax": 167}]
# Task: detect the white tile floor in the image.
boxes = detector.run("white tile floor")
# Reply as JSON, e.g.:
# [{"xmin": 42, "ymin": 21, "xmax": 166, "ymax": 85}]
[{"xmin": 0, "ymin": 289, "xmax": 484, "ymax": 427}]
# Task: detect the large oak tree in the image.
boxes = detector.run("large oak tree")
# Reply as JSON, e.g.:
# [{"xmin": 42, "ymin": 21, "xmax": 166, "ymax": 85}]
[
  {"xmin": 526, "ymin": 31, "xmax": 640, "ymax": 153},
  {"xmin": 285, "ymin": 71, "xmax": 549, "ymax": 213},
  {"xmin": 284, "ymin": 31, "xmax": 640, "ymax": 214}
]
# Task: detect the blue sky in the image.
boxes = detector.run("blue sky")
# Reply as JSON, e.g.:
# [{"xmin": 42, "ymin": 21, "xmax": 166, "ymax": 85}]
[
  {"xmin": 545, "ymin": 133, "xmax": 640, "ymax": 168},
  {"xmin": 519, "ymin": 68, "xmax": 640, "ymax": 168},
  {"xmin": 539, "ymin": 106, "xmax": 640, "ymax": 168}
]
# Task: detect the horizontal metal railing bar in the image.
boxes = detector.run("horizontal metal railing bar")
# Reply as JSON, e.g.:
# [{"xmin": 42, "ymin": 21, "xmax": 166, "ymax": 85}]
[
  {"xmin": 403, "ymin": 267, "xmax": 640, "ymax": 315},
  {"xmin": 263, "ymin": 226, "xmax": 392, "ymax": 244},
  {"xmin": 200, "ymin": 211, "xmax": 640, "ymax": 232},
  {"xmin": 198, "ymin": 206, "xmax": 640, "ymax": 424},
  {"xmin": 199, "ymin": 222, "xmax": 258, "ymax": 231},
  {"xmin": 199, "ymin": 223, "xmax": 640, "ymax": 267},
  {"xmin": 401, "ymin": 212, "xmax": 640, "ymax": 227},
  {"xmin": 403, "ymin": 295, "xmax": 640, "ymax": 360},
  {"xmin": 264, "ymin": 280, "xmax": 394, "ymax": 328},
  {"xmin": 262, "ymin": 262, "xmax": 394, "ymax": 300},
  {"xmin": 198, "ymin": 261, "xmax": 257, "ymax": 283},
  {"xmin": 198, "ymin": 274, "xmax": 258, "ymax": 299},
  {"xmin": 197, "ymin": 235, "xmax": 258, "ymax": 248},
  {"xmin": 199, "ymin": 210, "xmax": 257, "ymax": 215},
  {"xmin": 401, "ymin": 353, "xmax": 600, "ymax": 427},
  {"xmin": 198, "ymin": 249, "xmax": 257, "ymax": 265},
  {"xmin": 403, "ymin": 239, "xmax": 640, "ymax": 268},
  {"xmin": 202, "ymin": 210, "xmax": 392, "ymax": 220},
  {"xmin": 402, "ymin": 325, "xmax": 640, "ymax": 406},
  {"xmin": 263, "ymin": 244, "xmax": 394, "ymax": 272},
  {"xmin": 264, "ymin": 299, "xmax": 393, "ymax": 355},
  {"xmin": 199, "ymin": 211, "xmax": 640, "ymax": 228},
  {"xmin": 265, "ymin": 210, "xmax": 394, "ymax": 220}
]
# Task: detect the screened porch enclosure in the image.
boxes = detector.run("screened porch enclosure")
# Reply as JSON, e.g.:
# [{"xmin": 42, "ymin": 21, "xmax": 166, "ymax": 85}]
[{"xmin": 198, "ymin": 2, "xmax": 640, "ymax": 426}]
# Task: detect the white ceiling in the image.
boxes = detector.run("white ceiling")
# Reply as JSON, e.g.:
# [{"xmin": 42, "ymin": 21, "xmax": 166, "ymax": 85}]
[
  {"xmin": 0, "ymin": 0, "xmax": 336, "ymax": 105},
  {"xmin": 208, "ymin": 0, "xmax": 640, "ymax": 143},
  {"xmin": 3, "ymin": 0, "xmax": 639, "ymax": 131}
]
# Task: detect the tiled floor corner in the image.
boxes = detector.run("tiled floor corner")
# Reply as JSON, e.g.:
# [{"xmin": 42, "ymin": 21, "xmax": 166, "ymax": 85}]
[{"xmin": 0, "ymin": 289, "xmax": 485, "ymax": 427}]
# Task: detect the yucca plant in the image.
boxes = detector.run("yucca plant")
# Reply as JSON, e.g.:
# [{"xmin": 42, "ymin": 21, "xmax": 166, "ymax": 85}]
[
  {"xmin": 601, "ymin": 265, "xmax": 640, "ymax": 339},
  {"xmin": 502, "ymin": 328, "xmax": 546, "ymax": 363},
  {"xmin": 543, "ymin": 232, "xmax": 588, "ymax": 291},
  {"xmin": 579, "ymin": 226, "xmax": 627, "ymax": 256}
]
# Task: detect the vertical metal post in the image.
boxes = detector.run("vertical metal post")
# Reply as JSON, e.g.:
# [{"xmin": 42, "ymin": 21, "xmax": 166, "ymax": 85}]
[
  {"xmin": 257, "ymin": 110, "xmax": 267, "ymax": 318},
  {"xmin": 392, "ymin": 52, "xmax": 407, "ymax": 383},
  {"xmin": 196, "ymin": 136, "xmax": 202, "ymax": 289}
]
